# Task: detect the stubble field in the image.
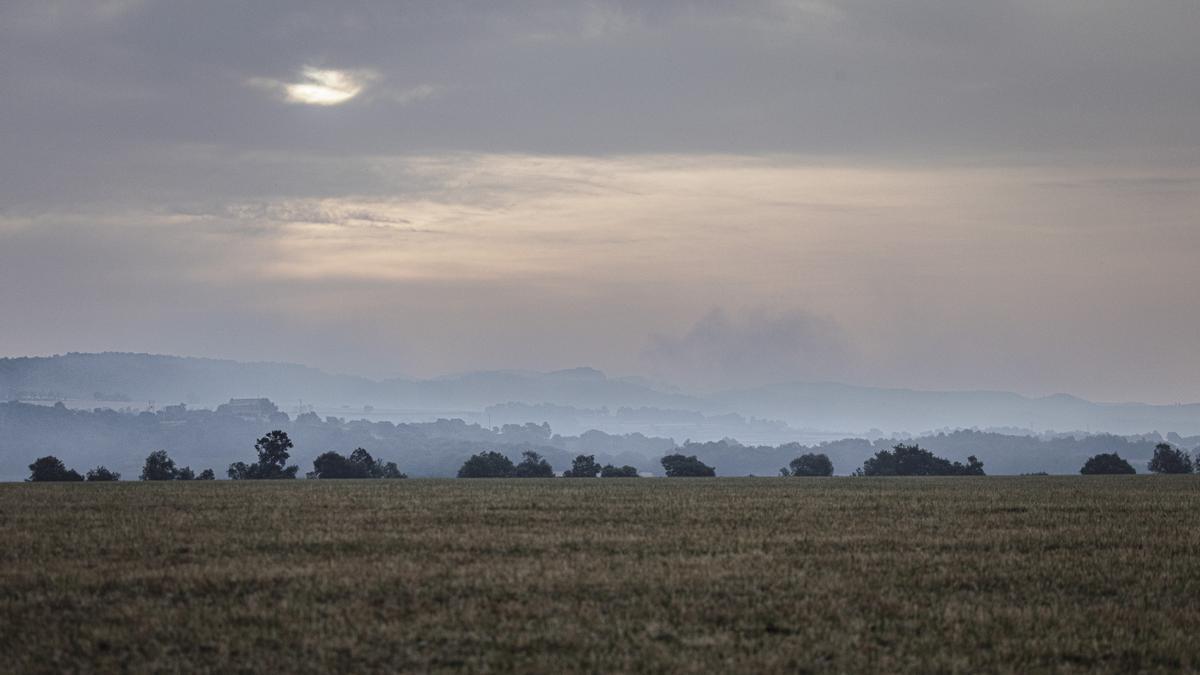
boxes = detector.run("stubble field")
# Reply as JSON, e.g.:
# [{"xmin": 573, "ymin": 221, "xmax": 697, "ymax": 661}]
[{"xmin": 2, "ymin": 476, "xmax": 1198, "ymax": 673}]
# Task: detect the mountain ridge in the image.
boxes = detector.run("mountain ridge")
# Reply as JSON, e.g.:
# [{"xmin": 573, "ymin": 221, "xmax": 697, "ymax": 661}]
[{"xmin": 4, "ymin": 352, "xmax": 1200, "ymax": 435}]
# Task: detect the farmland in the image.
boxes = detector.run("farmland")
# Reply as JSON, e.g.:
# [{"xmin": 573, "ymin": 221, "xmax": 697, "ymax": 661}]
[{"xmin": 2, "ymin": 477, "xmax": 1199, "ymax": 673}]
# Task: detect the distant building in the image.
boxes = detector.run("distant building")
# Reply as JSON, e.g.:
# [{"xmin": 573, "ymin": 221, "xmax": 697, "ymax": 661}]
[
  {"xmin": 216, "ymin": 398, "xmax": 279, "ymax": 421},
  {"xmin": 160, "ymin": 403, "xmax": 189, "ymax": 423}
]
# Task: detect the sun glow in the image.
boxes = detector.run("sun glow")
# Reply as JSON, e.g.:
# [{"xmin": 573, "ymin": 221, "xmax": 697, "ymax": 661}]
[{"xmin": 281, "ymin": 68, "xmax": 369, "ymax": 106}]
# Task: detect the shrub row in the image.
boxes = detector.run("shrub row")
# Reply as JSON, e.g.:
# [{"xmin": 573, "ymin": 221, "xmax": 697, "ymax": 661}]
[{"xmin": 23, "ymin": 433, "xmax": 1195, "ymax": 481}]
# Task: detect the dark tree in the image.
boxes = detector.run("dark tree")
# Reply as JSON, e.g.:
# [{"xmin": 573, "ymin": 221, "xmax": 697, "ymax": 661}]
[
  {"xmin": 457, "ymin": 451, "xmax": 516, "ymax": 478},
  {"xmin": 1080, "ymin": 452, "xmax": 1136, "ymax": 475},
  {"xmin": 348, "ymin": 447, "xmax": 376, "ymax": 474},
  {"xmin": 141, "ymin": 450, "xmax": 179, "ymax": 481},
  {"xmin": 858, "ymin": 444, "xmax": 985, "ymax": 476},
  {"xmin": 228, "ymin": 431, "xmax": 299, "ymax": 480},
  {"xmin": 600, "ymin": 464, "xmax": 640, "ymax": 478},
  {"xmin": 963, "ymin": 455, "xmax": 986, "ymax": 475},
  {"xmin": 375, "ymin": 461, "xmax": 407, "ymax": 479},
  {"xmin": 27, "ymin": 456, "xmax": 84, "ymax": 482},
  {"xmin": 514, "ymin": 451, "xmax": 554, "ymax": 478},
  {"xmin": 196, "ymin": 468, "xmax": 216, "ymax": 480},
  {"xmin": 661, "ymin": 453, "xmax": 716, "ymax": 477},
  {"xmin": 86, "ymin": 466, "xmax": 121, "ymax": 482},
  {"xmin": 780, "ymin": 453, "xmax": 834, "ymax": 477},
  {"xmin": 563, "ymin": 454, "xmax": 602, "ymax": 478},
  {"xmin": 309, "ymin": 448, "xmax": 407, "ymax": 479},
  {"xmin": 256, "ymin": 430, "xmax": 295, "ymax": 470},
  {"xmin": 175, "ymin": 466, "xmax": 196, "ymax": 481},
  {"xmin": 309, "ymin": 451, "xmax": 364, "ymax": 479},
  {"xmin": 350, "ymin": 447, "xmax": 406, "ymax": 478},
  {"xmin": 1148, "ymin": 443, "xmax": 1194, "ymax": 474}
]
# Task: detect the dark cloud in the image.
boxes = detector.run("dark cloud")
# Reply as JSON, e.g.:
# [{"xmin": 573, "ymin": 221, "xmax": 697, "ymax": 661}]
[
  {"xmin": 3, "ymin": 1, "xmax": 1197, "ymax": 208},
  {"xmin": 3, "ymin": 1, "xmax": 1198, "ymax": 166},
  {"xmin": 2, "ymin": 1, "xmax": 1200, "ymax": 401}
]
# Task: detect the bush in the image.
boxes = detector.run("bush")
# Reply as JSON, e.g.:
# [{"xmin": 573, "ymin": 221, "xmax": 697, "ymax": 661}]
[
  {"xmin": 349, "ymin": 448, "xmax": 406, "ymax": 478},
  {"xmin": 227, "ymin": 461, "xmax": 300, "ymax": 480},
  {"xmin": 780, "ymin": 453, "xmax": 834, "ymax": 477},
  {"xmin": 308, "ymin": 448, "xmax": 407, "ymax": 479},
  {"xmin": 458, "ymin": 451, "xmax": 516, "ymax": 478},
  {"xmin": 27, "ymin": 456, "xmax": 84, "ymax": 482},
  {"xmin": 858, "ymin": 444, "xmax": 985, "ymax": 476},
  {"xmin": 1080, "ymin": 452, "xmax": 1136, "ymax": 475},
  {"xmin": 1148, "ymin": 443, "xmax": 1193, "ymax": 474},
  {"xmin": 228, "ymin": 431, "xmax": 299, "ymax": 480},
  {"xmin": 514, "ymin": 451, "xmax": 554, "ymax": 478},
  {"xmin": 196, "ymin": 468, "xmax": 216, "ymax": 480},
  {"xmin": 140, "ymin": 450, "xmax": 200, "ymax": 480},
  {"xmin": 661, "ymin": 453, "xmax": 716, "ymax": 477},
  {"xmin": 563, "ymin": 454, "xmax": 601, "ymax": 478},
  {"xmin": 309, "ymin": 451, "xmax": 364, "ymax": 479},
  {"xmin": 600, "ymin": 464, "xmax": 639, "ymax": 478},
  {"xmin": 374, "ymin": 461, "xmax": 407, "ymax": 479},
  {"xmin": 226, "ymin": 462, "xmax": 252, "ymax": 480},
  {"xmin": 86, "ymin": 466, "xmax": 121, "ymax": 482}
]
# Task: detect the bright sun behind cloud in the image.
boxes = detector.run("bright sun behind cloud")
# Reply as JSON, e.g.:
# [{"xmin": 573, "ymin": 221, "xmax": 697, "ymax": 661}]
[
  {"xmin": 284, "ymin": 68, "xmax": 368, "ymax": 105},
  {"xmin": 249, "ymin": 67, "xmax": 374, "ymax": 106}
]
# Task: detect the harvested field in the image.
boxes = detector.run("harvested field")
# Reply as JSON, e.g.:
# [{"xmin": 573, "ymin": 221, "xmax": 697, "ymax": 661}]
[{"xmin": 2, "ymin": 477, "xmax": 1198, "ymax": 673}]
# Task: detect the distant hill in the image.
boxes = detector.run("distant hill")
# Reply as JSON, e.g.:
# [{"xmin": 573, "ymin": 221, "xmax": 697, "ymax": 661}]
[
  {"xmin": 0, "ymin": 353, "xmax": 697, "ymax": 412},
  {"xmin": 4, "ymin": 352, "xmax": 1200, "ymax": 435},
  {"xmin": 706, "ymin": 382, "xmax": 1200, "ymax": 436},
  {"xmin": 0, "ymin": 353, "xmax": 385, "ymax": 407}
]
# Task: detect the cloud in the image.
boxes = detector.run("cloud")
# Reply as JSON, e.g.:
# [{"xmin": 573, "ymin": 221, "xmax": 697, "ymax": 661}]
[
  {"xmin": 2, "ymin": 152, "xmax": 1200, "ymax": 399},
  {"xmin": 643, "ymin": 309, "xmax": 856, "ymax": 391},
  {"xmin": 284, "ymin": 68, "xmax": 367, "ymax": 105},
  {"xmin": 249, "ymin": 67, "xmax": 376, "ymax": 106},
  {"xmin": 3, "ymin": 0, "xmax": 1200, "ymax": 400},
  {"xmin": 388, "ymin": 84, "xmax": 440, "ymax": 105},
  {"xmin": 0, "ymin": 0, "xmax": 147, "ymax": 31},
  {"xmin": 509, "ymin": 2, "xmax": 644, "ymax": 43},
  {"xmin": 7, "ymin": 1, "xmax": 1199, "ymax": 160}
]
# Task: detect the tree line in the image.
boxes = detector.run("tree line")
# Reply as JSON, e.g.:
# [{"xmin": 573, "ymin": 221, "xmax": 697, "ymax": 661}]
[
  {"xmin": 9, "ymin": 399, "xmax": 1190, "ymax": 479},
  {"xmin": 22, "ymin": 432, "xmax": 1198, "ymax": 481}
]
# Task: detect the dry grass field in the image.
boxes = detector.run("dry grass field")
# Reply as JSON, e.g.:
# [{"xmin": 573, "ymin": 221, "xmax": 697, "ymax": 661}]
[{"xmin": 2, "ymin": 477, "xmax": 1199, "ymax": 673}]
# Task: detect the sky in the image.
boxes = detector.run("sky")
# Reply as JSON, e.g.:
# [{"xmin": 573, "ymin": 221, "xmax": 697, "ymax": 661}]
[{"xmin": 1, "ymin": 0, "xmax": 1198, "ymax": 402}]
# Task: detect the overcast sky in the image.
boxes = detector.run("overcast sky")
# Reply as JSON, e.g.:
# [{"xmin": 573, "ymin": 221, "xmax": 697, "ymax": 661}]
[{"xmin": 2, "ymin": 1, "xmax": 1198, "ymax": 402}]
